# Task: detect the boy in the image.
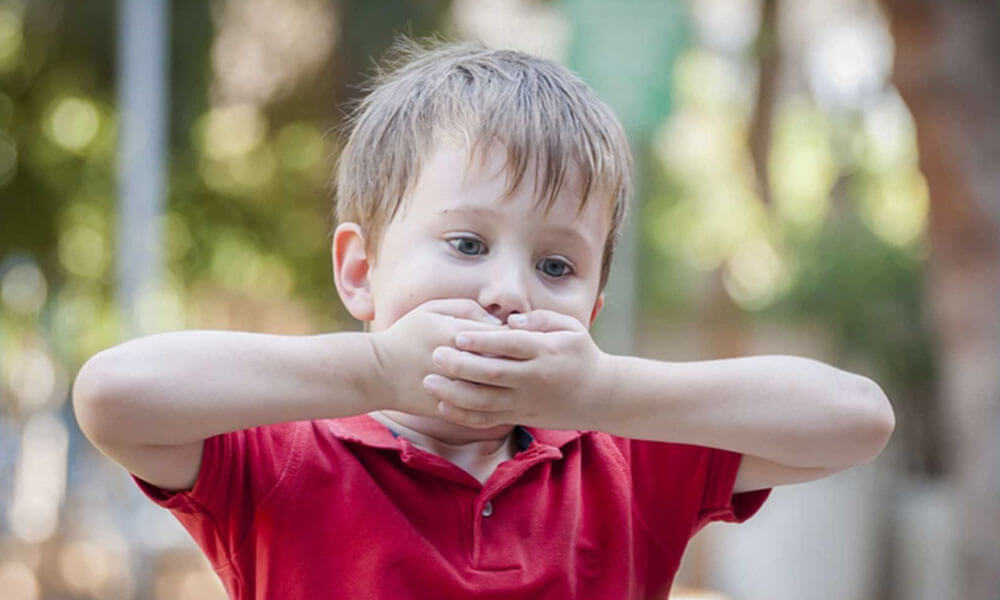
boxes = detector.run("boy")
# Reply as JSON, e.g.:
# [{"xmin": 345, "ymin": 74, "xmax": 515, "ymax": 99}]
[{"xmin": 72, "ymin": 39, "xmax": 895, "ymax": 599}]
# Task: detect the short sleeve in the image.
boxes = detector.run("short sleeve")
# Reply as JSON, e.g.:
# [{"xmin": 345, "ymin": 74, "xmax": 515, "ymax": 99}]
[
  {"xmin": 609, "ymin": 437, "xmax": 771, "ymax": 545},
  {"xmin": 130, "ymin": 422, "xmax": 305, "ymax": 567},
  {"xmin": 690, "ymin": 447, "xmax": 771, "ymax": 535}
]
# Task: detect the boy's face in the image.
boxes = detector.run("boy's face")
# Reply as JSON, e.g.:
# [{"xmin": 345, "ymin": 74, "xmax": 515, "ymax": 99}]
[{"xmin": 354, "ymin": 139, "xmax": 608, "ymax": 332}]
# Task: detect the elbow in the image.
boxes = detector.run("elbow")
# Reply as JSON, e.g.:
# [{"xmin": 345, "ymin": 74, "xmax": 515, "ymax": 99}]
[
  {"xmin": 871, "ymin": 384, "xmax": 896, "ymax": 458},
  {"xmin": 72, "ymin": 350, "xmax": 129, "ymax": 443},
  {"xmin": 852, "ymin": 374, "xmax": 896, "ymax": 464},
  {"xmin": 828, "ymin": 371, "xmax": 896, "ymax": 468}
]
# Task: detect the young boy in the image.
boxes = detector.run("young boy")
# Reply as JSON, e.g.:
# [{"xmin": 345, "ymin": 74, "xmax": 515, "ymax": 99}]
[{"xmin": 72, "ymin": 39, "xmax": 895, "ymax": 599}]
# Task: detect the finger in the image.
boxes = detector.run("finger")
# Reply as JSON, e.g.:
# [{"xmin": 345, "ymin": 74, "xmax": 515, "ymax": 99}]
[
  {"xmin": 507, "ymin": 309, "xmax": 585, "ymax": 332},
  {"xmin": 432, "ymin": 346, "xmax": 520, "ymax": 386},
  {"xmin": 421, "ymin": 298, "xmax": 503, "ymax": 325},
  {"xmin": 454, "ymin": 330, "xmax": 539, "ymax": 360},
  {"xmin": 422, "ymin": 374, "xmax": 514, "ymax": 413}
]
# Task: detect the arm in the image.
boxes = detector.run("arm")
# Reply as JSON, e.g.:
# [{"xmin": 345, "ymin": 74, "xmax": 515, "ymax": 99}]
[
  {"xmin": 72, "ymin": 330, "xmax": 381, "ymax": 490},
  {"xmin": 423, "ymin": 311, "xmax": 895, "ymax": 492},
  {"xmin": 602, "ymin": 354, "xmax": 896, "ymax": 490}
]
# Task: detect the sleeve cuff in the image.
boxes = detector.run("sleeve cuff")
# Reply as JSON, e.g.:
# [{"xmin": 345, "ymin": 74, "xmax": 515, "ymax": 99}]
[
  {"xmin": 130, "ymin": 433, "xmax": 227, "ymax": 514},
  {"xmin": 694, "ymin": 449, "xmax": 772, "ymax": 534}
]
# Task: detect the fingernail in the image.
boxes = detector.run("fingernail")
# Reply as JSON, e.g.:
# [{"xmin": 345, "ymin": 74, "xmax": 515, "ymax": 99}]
[
  {"xmin": 432, "ymin": 347, "xmax": 447, "ymax": 365},
  {"xmin": 509, "ymin": 314, "xmax": 526, "ymax": 325},
  {"xmin": 487, "ymin": 315, "xmax": 502, "ymax": 324}
]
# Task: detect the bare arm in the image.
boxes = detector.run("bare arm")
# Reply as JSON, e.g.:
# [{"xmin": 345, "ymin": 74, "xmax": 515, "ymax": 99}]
[
  {"xmin": 603, "ymin": 354, "xmax": 895, "ymax": 469},
  {"xmin": 71, "ymin": 330, "xmax": 381, "ymax": 489}
]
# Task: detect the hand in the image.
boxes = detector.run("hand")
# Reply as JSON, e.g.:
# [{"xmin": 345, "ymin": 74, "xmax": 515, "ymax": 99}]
[
  {"xmin": 423, "ymin": 309, "xmax": 619, "ymax": 431},
  {"xmin": 368, "ymin": 299, "xmax": 507, "ymax": 418}
]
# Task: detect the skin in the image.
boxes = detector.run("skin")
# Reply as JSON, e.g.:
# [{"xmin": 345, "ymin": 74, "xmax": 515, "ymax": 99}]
[{"xmin": 332, "ymin": 138, "xmax": 610, "ymax": 448}]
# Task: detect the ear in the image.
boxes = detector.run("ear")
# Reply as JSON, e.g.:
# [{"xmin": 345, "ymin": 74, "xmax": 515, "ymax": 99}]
[
  {"xmin": 589, "ymin": 293, "xmax": 604, "ymax": 326},
  {"xmin": 331, "ymin": 222, "xmax": 375, "ymax": 322}
]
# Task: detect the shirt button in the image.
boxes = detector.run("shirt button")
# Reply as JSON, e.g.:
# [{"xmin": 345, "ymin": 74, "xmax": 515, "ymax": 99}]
[{"xmin": 481, "ymin": 501, "xmax": 494, "ymax": 517}]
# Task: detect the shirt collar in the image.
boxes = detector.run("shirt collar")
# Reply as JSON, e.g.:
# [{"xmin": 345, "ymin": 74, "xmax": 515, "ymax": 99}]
[{"xmin": 326, "ymin": 414, "xmax": 582, "ymax": 454}]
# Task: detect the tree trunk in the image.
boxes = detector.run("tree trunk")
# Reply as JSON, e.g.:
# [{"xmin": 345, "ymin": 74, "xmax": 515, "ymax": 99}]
[{"xmin": 882, "ymin": 1, "xmax": 1000, "ymax": 597}]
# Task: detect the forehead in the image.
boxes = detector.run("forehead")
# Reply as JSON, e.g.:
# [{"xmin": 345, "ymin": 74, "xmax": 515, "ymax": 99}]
[{"xmin": 403, "ymin": 140, "xmax": 611, "ymax": 239}]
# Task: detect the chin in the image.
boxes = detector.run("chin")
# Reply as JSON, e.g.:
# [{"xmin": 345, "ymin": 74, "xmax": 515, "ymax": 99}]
[{"xmin": 422, "ymin": 414, "xmax": 515, "ymax": 443}]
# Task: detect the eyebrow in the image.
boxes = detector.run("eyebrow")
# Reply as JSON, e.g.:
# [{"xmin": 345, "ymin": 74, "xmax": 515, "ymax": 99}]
[{"xmin": 435, "ymin": 205, "xmax": 596, "ymax": 249}]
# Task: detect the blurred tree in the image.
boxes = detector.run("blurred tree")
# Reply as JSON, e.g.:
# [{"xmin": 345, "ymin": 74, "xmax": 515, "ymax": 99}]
[
  {"xmin": 883, "ymin": 0, "xmax": 1000, "ymax": 597},
  {"xmin": 642, "ymin": 0, "xmax": 939, "ymax": 505},
  {"xmin": 747, "ymin": 0, "xmax": 779, "ymax": 209}
]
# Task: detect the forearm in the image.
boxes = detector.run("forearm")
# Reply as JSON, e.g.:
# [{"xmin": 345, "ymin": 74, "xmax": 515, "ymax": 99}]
[
  {"xmin": 601, "ymin": 354, "xmax": 895, "ymax": 468},
  {"xmin": 73, "ymin": 330, "xmax": 383, "ymax": 446}
]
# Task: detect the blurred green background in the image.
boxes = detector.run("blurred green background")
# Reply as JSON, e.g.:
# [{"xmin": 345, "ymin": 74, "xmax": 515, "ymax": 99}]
[{"xmin": 2, "ymin": 0, "xmax": 998, "ymax": 599}]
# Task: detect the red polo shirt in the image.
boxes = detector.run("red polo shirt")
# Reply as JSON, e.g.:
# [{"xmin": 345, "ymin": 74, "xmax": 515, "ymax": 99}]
[{"xmin": 131, "ymin": 415, "xmax": 771, "ymax": 599}]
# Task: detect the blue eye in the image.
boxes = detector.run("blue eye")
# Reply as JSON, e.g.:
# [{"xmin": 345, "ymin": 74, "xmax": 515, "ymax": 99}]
[
  {"xmin": 447, "ymin": 237, "xmax": 574, "ymax": 279},
  {"xmin": 448, "ymin": 237, "xmax": 486, "ymax": 256},
  {"xmin": 538, "ymin": 258, "xmax": 573, "ymax": 278}
]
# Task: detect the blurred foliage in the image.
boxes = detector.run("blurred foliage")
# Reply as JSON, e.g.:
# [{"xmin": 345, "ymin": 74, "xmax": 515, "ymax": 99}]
[
  {"xmin": 0, "ymin": 0, "xmax": 451, "ymax": 373},
  {"xmin": 0, "ymin": 1, "xmax": 943, "ymax": 596},
  {"xmin": 0, "ymin": 0, "xmax": 933, "ymax": 458},
  {"xmin": 640, "ymin": 45, "xmax": 936, "ymax": 471}
]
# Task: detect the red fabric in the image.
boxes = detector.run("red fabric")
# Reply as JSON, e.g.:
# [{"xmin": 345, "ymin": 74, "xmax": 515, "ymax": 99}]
[{"xmin": 131, "ymin": 415, "xmax": 771, "ymax": 599}]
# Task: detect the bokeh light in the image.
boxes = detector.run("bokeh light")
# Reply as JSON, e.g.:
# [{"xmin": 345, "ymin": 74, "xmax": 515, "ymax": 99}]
[
  {"xmin": 197, "ymin": 103, "xmax": 267, "ymax": 160},
  {"xmin": 0, "ymin": 5, "xmax": 23, "ymax": 72},
  {"xmin": 769, "ymin": 97, "xmax": 837, "ymax": 234},
  {"xmin": 1, "ymin": 259, "xmax": 47, "ymax": 315},
  {"xmin": 857, "ymin": 168, "xmax": 929, "ymax": 249},
  {"xmin": 7, "ymin": 343, "xmax": 65, "ymax": 411},
  {"xmin": 135, "ymin": 279, "xmax": 187, "ymax": 333},
  {"xmin": 0, "ymin": 561, "xmax": 40, "ymax": 600},
  {"xmin": 58, "ymin": 539, "xmax": 113, "ymax": 596},
  {"xmin": 45, "ymin": 97, "xmax": 102, "ymax": 154},
  {"xmin": 806, "ymin": 17, "xmax": 892, "ymax": 110},
  {"xmin": 210, "ymin": 0, "xmax": 337, "ymax": 106},
  {"xmin": 58, "ymin": 223, "xmax": 110, "ymax": 279},
  {"xmin": 723, "ymin": 236, "xmax": 791, "ymax": 310},
  {"xmin": 8, "ymin": 412, "xmax": 68, "ymax": 544},
  {"xmin": 450, "ymin": 0, "xmax": 569, "ymax": 61}
]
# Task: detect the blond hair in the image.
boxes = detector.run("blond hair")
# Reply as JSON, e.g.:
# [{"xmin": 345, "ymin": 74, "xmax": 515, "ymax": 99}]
[{"xmin": 332, "ymin": 36, "xmax": 632, "ymax": 295}]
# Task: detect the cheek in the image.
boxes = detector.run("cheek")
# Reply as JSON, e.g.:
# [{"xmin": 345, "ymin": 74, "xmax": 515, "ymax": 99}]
[
  {"xmin": 372, "ymin": 250, "xmax": 479, "ymax": 326},
  {"xmin": 543, "ymin": 286, "xmax": 600, "ymax": 328}
]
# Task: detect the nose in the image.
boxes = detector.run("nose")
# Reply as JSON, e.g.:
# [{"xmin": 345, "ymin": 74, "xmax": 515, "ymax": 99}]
[{"xmin": 477, "ymin": 255, "xmax": 531, "ymax": 324}]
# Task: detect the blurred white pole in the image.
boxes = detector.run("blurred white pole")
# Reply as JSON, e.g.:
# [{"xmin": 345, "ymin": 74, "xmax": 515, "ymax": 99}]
[
  {"xmin": 116, "ymin": 2, "xmax": 169, "ymax": 597},
  {"xmin": 116, "ymin": 0, "xmax": 168, "ymax": 341}
]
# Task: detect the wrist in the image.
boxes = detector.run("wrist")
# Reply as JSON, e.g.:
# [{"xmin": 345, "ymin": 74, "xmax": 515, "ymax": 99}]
[
  {"xmin": 363, "ymin": 330, "xmax": 395, "ymax": 411},
  {"xmin": 590, "ymin": 351, "xmax": 624, "ymax": 432}
]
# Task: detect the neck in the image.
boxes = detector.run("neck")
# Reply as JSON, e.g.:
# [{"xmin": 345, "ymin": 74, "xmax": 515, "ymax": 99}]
[{"xmin": 369, "ymin": 409, "xmax": 515, "ymax": 455}]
